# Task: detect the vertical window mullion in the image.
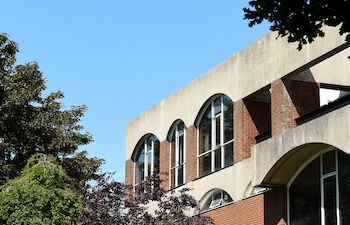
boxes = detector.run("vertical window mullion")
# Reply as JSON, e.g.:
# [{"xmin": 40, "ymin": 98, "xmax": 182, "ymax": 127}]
[
  {"xmin": 211, "ymin": 102, "xmax": 215, "ymax": 172},
  {"xmin": 175, "ymin": 127, "xmax": 179, "ymax": 187},
  {"xmin": 183, "ymin": 128, "xmax": 186, "ymax": 184},
  {"xmin": 151, "ymin": 139, "xmax": 154, "ymax": 175},
  {"xmin": 144, "ymin": 140, "xmax": 147, "ymax": 178},
  {"xmin": 221, "ymin": 97, "xmax": 224, "ymax": 168},
  {"xmin": 321, "ymin": 155, "xmax": 325, "ymax": 225},
  {"xmin": 335, "ymin": 152, "xmax": 340, "ymax": 225}
]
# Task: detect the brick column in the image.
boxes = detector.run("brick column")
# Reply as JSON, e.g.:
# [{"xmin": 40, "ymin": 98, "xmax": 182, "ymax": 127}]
[
  {"xmin": 159, "ymin": 140, "xmax": 170, "ymax": 190},
  {"xmin": 271, "ymin": 79, "xmax": 319, "ymax": 137},
  {"xmin": 125, "ymin": 159, "xmax": 134, "ymax": 196},
  {"xmin": 186, "ymin": 125, "xmax": 197, "ymax": 182},
  {"xmin": 234, "ymin": 100, "xmax": 256, "ymax": 163}
]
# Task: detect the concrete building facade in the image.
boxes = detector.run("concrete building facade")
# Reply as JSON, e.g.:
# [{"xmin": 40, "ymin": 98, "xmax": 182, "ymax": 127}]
[{"xmin": 125, "ymin": 26, "xmax": 350, "ymax": 225}]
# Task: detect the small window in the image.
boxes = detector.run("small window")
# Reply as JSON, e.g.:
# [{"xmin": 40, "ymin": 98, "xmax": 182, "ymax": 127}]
[{"xmin": 202, "ymin": 189, "xmax": 233, "ymax": 211}]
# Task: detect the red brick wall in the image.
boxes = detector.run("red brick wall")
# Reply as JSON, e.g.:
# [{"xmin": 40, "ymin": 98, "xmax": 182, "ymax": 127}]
[
  {"xmin": 202, "ymin": 187, "xmax": 287, "ymax": 225},
  {"xmin": 271, "ymin": 79, "xmax": 319, "ymax": 137},
  {"xmin": 125, "ymin": 159, "xmax": 134, "ymax": 186},
  {"xmin": 159, "ymin": 140, "xmax": 170, "ymax": 190},
  {"xmin": 186, "ymin": 125, "xmax": 197, "ymax": 182},
  {"xmin": 234, "ymin": 100, "xmax": 256, "ymax": 162}
]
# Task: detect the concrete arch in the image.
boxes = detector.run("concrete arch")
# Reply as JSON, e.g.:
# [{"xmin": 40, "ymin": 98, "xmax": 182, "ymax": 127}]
[
  {"xmin": 252, "ymin": 104, "xmax": 350, "ymax": 187},
  {"xmin": 166, "ymin": 119, "xmax": 186, "ymax": 142},
  {"xmin": 258, "ymin": 143, "xmax": 344, "ymax": 187},
  {"xmin": 131, "ymin": 133, "xmax": 159, "ymax": 161}
]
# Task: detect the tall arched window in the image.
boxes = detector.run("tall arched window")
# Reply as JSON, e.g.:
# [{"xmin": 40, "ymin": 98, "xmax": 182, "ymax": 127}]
[
  {"xmin": 198, "ymin": 95, "xmax": 233, "ymax": 177},
  {"xmin": 289, "ymin": 149, "xmax": 350, "ymax": 225},
  {"xmin": 134, "ymin": 135, "xmax": 160, "ymax": 185},
  {"xmin": 169, "ymin": 121, "xmax": 186, "ymax": 188}
]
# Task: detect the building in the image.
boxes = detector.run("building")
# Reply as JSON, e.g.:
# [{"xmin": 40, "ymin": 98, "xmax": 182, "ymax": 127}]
[{"xmin": 125, "ymin": 26, "xmax": 350, "ymax": 225}]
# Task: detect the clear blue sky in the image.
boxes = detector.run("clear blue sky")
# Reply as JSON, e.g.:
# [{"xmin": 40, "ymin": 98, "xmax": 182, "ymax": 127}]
[{"xmin": 1, "ymin": 0, "xmax": 269, "ymax": 182}]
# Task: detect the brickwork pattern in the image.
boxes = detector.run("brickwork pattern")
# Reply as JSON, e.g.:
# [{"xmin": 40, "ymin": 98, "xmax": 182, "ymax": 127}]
[
  {"xmin": 159, "ymin": 140, "xmax": 170, "ymax": 190},
  {"xmin": 186, "ymin": 125, "xmax": 198, "ymax": 182},
  {"xmin": 202, "ymin": 187, "xmax": 287, "ymax": 225},
  {"xmin": 271, "ymin": 79, "xmax": 319, "ymax": 137}
]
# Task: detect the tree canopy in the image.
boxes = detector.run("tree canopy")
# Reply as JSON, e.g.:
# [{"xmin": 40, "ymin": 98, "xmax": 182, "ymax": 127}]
[
  {"xmin": 0, "ymin": 154, "xmax": 82, "ymax": 225},
  {"xmin": 243, "ymin": 0, "xmax": 350, "ymax": 50},
  {"xmin": 79, "ymin": 172, "xmax": 214, "ymax": 225},
  {"xmin": 0, "ymin": 33, "xmax": 103, "ymax": 191}
]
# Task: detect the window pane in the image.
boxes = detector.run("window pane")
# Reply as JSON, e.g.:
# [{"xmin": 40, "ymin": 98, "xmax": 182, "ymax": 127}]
[
  {"xmin": 154, "ymin": 140, "xmax": 159, "ymax": 172},
  {"xmin": 179, "ymin": 135, "xmax": 184, "ymax": 164},
  {"xmin": 223, "ymin": 96, "xmax": 233, "ymax": 143},
  {"xmin": 224, "ymin": 142, "xmax": 233, "ymax": 167},
  {"xmin": 203, "ymin": 153, "xmax": 211, "ymax": 176},
  {"xmin": 323, "ymin": 151, "xmax": 335, "ymax": 175},
  {"xmin": 324, "ymin": 176, "xmax": 337, "ymax": 225},
  {"xmin": 214, "ymin": 148, "xmax": 221, "ymax": 171},
  {"xmin": 290, "ymin": 158, "xmax": 321, "ymax": 225},
  {"xmin": 177, "ymin": 164, "xmax": 184, "ymax": 186},
  {"xmin": 338, "ymin": 151, "xmax": 350, "ymax": 224},
  {"xmin": 200, "ymin": 107, "xmax": 212, "ymax": 153},
  {"xmin": 214, "ymin": 97, "xmax": 221, "ymax": 115},
  {"xmin": 215, "ymin": 116, "xmax": 221, "ymax": 147},
  {"xmin": 136, "ymin": 149, "xmax": 145, "ymax": 184},
  {"xmin": 170, "ymin": 168, "xmax": 176, "ymax": 188},
  {"xmin": 147, "ymin": 150, "xmax": 152, "ymax": 176}
]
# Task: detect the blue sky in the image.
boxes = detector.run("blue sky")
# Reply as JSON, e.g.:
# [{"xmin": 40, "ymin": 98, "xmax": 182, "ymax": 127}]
[{"xmin": 1, "ymin": 0, "xmax": 269, "ymax": 182}]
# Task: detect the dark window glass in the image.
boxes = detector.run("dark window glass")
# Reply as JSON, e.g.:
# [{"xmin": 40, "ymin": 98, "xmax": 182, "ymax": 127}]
[
  {"xmin": 203, "ymin": 153, "xmax": 211, "ymax": 175},
  {"xmin": 224, "ymin": 142, "xmax": 233, "ymax": 167},
  {"xmin": 214, "ymin": 97, "xmax": 221, "ymax": 115},
  {"xmin": 323, "ymin": 151, "xmax": 336, "ymax": 175},
  {"xmin": 200, "ymin": 107, "xmax": 212, "ymax": 153},
  {"xmin": 215, "ymin": 116, "xmax": 221, "ymax": 146},
  {"xmin": 214, "ymin": 148, "xmax": 221, "ymax": 171},
  {"xmin": 290, "ymin": 158, "xmax": 321, "ymax": 225},
  {"xmin": 147, "ymin": 149, "xmax": 152, "ymax": 176},
  {"xmin": 177, "ymin": 164, "xmax": 184, "ymax": 186},
  {"xmin": 179, "ymin": 135, "xmax": 184, "ymax": 164},
  {"xmin": 223, "ymin": 96, "xmax": 233, "ymax": 143},
  {"xmin": 136, "ymin": 149, "xmax": 145, "ymax": 184},
  {"xmin": 338, "ymin": 151, "xmax": 350, "ymax": 224},
  {"xmin": 153, "ymin": 138, "xmax": 160, "ymax": 172},
  {"xmin": 324, "ymin": 176, "xmax": 337, "ymax": 225}
]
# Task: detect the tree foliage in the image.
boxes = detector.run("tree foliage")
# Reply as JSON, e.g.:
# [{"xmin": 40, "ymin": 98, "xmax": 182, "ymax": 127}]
[
  {"xmin": 0, "ymin": 33, "xmax": 103, "ymax": 191},
  {"xmin": 0, "ymin": 154, "xmax": 82, "ymax": 225},
  {"xmin": 243, "ymin": 0, "xmax": 350, "ymax": 50},
  {"xmin": 79, "ymin": 172, "xmax": 214, "ymax": 225}
]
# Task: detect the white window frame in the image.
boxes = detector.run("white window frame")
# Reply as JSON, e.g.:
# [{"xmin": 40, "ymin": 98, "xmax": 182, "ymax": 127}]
[
  {"xmin": 134, "ymin": 136, "xmax": 156, "ymax": 186},
  {"xmin": 169, "ymin": 123, "xmax": 186, "ymax": 188},
  {"xmin": 287, "ymin": 147, "xmax": 341, "ymax": 225},
  {"xmin": 197, "ymin": 96, "xmax": 234, "ymax": 176}
]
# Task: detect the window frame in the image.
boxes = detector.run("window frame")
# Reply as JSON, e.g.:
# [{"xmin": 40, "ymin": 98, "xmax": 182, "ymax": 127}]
[
  {"xmin": 169, "ymin": 122, "xmax": 186, "ymax": 188},
  {"xmin": 197, "ymin": 96, "xmax": 234, "ymax": 177},
  {"xmin": 134, "ymin": 135, "xmax": 158, "ymax": 186}
]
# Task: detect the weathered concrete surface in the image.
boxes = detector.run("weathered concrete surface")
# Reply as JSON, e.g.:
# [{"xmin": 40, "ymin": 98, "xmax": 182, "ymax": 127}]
[
  {"xmin": 173, "ymin": 158, "xmax": 252, "ymax": 206},
  {"xmin": 126, "ymin": 26, "xmax": 347, "ymax": 159},
  {"xmin": 252, "ymin": 104, "xmax": 350, "ymax": 187}
]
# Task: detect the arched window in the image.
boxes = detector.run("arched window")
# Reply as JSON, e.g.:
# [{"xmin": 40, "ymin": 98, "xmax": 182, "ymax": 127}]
[
  {"xmin": 288, "ymin": 149, "xmax": 350, "ymax": 225},
  {"xmin": 134, "ymin": 135, "xmax": 160, "ymax": 185},
  {"xmin": 201, "ymin": 189, "xmax": 233, "ymax": 211},
  {"xmin": 198, "ymin": 95, "xmax": 233, "ymax": 177},
  {"xmin": 169, "ymin": 121, "xmax": 186, "ymax": 188}
]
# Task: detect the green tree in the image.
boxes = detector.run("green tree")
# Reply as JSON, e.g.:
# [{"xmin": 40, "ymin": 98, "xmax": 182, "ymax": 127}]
[
  {"xmin": 0, "ymin": 33, "xmax": 103, "ymax": 191},
  {"xmin": 243, "ymin": 0, "xmax": 350, "ymax": 50},
  {"xmin": 0, "ymin": 154, "xmax": 82, "ymax": 225}
]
